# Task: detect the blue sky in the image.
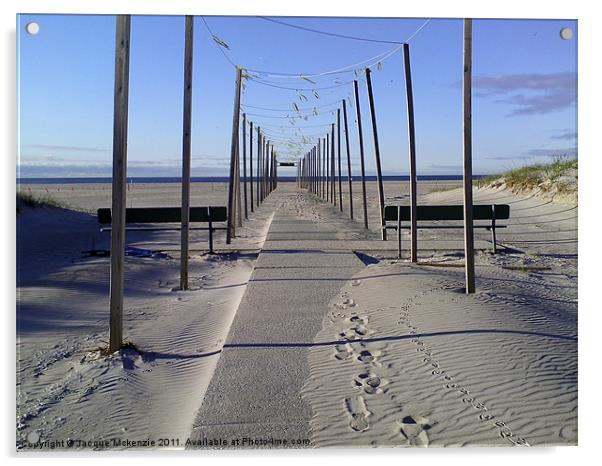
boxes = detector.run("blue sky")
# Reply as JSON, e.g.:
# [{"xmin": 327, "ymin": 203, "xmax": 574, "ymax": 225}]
[{"xmin": 16, "ymin": 15, "xmax": 577, "ymax": 177}]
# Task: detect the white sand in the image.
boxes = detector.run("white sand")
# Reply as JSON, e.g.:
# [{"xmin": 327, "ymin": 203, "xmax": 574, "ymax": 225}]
[
  {"xmin": 18, "ymin": 182, "xmax": 231, "ymax": 212},
  {"xmin": 16, "ymin": 181, "xmax": 577, "ymax": 449},
  {"xmin": 16, "ymin": 184, "xmax": 275, "ymax": 450},
  {"xmin": 302, "ymin": 185, "xmax": 577, "ymax": 447}
]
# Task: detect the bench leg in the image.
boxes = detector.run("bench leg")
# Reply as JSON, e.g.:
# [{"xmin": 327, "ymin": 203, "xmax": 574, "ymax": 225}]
[
  {"xmin": 208, "ymin": 218, "xmax": 214, "ymax": 254},
  {"xmin": 491, "ymin": 223, "xmax": 497, "ymax": 254},
  {"xmin": 397, "ymin": 217, "xmax": 402, "ymax": 260},
  {"xmin": 491, "ymin": 206, "xmax": 498, "ymax": 254}
]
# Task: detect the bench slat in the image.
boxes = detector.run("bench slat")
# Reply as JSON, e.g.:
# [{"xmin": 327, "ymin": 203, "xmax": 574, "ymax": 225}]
[
  {"xmin": 384, "ymin": 204, "xmax": 509, "ymax": 222},
  {"xmin": 97, "ymin": 206, "xmax": 228, "ymax": 224},
  {"xmin": 386, "ymin": 225, "xmax": 507, "ymax": 230}
]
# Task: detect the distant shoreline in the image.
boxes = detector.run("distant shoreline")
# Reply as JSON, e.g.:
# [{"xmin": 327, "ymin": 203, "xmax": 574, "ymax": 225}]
[{"xmin": 16, "ymin": 175, "xmax": 489, "ymax": 185}]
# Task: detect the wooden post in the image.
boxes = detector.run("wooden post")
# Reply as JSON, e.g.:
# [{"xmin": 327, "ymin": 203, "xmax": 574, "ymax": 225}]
[
  {"xmin": 321, "ymin": 138, "xmax": 325, "ymax": 198},
  {"xmin": 326, "ymin": 133, "xmax": 332, "ymax": 202},
  {"xmin": 308, "ymin": 150, "xmax": 311, "ymax": 192},
  {"xmin": 317, "ymin": 139, "xmax": 322, "ymax": 198},
  {"xmin": 307, "ymin": 150, "xmax": 313, "ymax": 192},
  {"xmin": 261, "ymin": 139, "xmax": 266, "ymax": 199},
  {"xmin": 314, "ymin": 147, "xmax": 317, "ymax": 194},
  {"xmin": 249, "ymin": 121, "xmax": 254, "ymax": 212},
  {"xmin": 313, "ymin": 146, "xmax": 316, "ymax": 194},
  {"xmin": 306, "ymin": 154, "xmax": 308, "ymax": 189},
  {"xmin": 258, "ymin": 131, "xmax": 263, "ymax": 203},
  {"xmin": 315, "ymin": 146, "xmax": 318, "ymax": 194},
  {"xmin": 353, "ymin": 80, "xmax": 369, "ymax": 229},
  {"xmin": 403, "ymin": 43, "xmax": 418, "ymax": 263},
  {"xmin": 109, "ymin": 15, "xmax": 131, "ymax": 353},
  {"xmin": 337, "ymin": 109, "xmax": 343, "ymax": 212},
  {"xmin": 365, "ymin": 67, "xmax": 387, "ymax": 240},
  {"xmin": 265, "ymin": 140, "xmax": 269, "ymax": 197},
  {"xmin": 180, "ymin": 15, "xmax": 194, "ymax": 290},
  {"xmin": 270, "ymin": 148, "xmax": 274, "ymax": 192},
  {"xmin": 342, "ymin": 99, "xmax": 354, "ymax": 219},
  {"xmin": 463, "ymin": 19, "xmax": 476, "ymax": 293},
  {"xmin": 270, "ymin": 148, "xmax": 275, "ymax": 191},
  {"xmin": 309, "ymin": 149, "xmax": 312, "ymax": 192},
  {"xmin": 261, "ymin": 140, "xmax": 270, "ymax": 194},
  {"xmin": 270, "ymin": 145, "xmax": 274, "ymax": 192},
  {"xmin": 264, "ymin": 142, "xmax": 269, "ymax": 194},
  {"xmin": 310, "ymin": 147, "xmax": 316, "ymax": 194},
  {"xmin": 242, "ymin": 113, "xmax": 248, "ymax": 219},
  {"xmin": 312, "ymin": 147, "xmax": 316, "ymax": 194},
  {"xmin": 226, "ymin": 67, "xmax": 243, "ymax": 244},
  {"xmin": 236, "ymin": 138, "xmax": 242, "ymax": 228},
  {"xmin": 331, "ymin": 123, "xmax": 336, "ymax": 204}
]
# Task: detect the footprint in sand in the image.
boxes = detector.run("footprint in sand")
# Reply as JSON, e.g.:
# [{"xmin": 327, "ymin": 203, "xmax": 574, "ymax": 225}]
[
  {"xmin": 398, "ymin": 415, "xmax": 434, "ymax": 447},
  {"xmin": 338, "ymin": 325, "xmax": 369, "ymax": 340},
  {"xmin": 334, "ymin": 343, "xmax": 353, "ymax": 361},
  {"xmin": 335, "ymin": 296, "xmax": 356, "ymax": 309},
  {"xmin": 351, "ymin": 279, "xmax": 361, "ymax": 287},
  {"xmin": 349, "ymin": 315, "xmax": 367, "ymax": 325},
  {"xmin": 345, "ymin": 396, "xmax": 371, "ymax": 432},
  {"xmin": 342, "ymin": 297, "xmax": 356, "ymax": 307},
  {"xmin": 328, "ymin": 310, "xmax": 345, "ymax": 322},
  {"xmin": 357, "ymin": 349, "xmax": 381, "ymax": 365},
  {"xmin": 354, "ymin": 372, "xmax": 383, "ymax": 395}
]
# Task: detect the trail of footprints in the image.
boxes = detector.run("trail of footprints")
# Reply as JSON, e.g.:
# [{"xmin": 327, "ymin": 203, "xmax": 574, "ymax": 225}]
[
  {"xmin": 333, "ymin": 285, "xmax": 427, "ymax": 443},
  {"xmin": 329, "ymin": 276, "xmax": 530, "ymax": 446},
  {"xmin": 397, "ymin": 283, "xmax": 530, "ymax": 446}
]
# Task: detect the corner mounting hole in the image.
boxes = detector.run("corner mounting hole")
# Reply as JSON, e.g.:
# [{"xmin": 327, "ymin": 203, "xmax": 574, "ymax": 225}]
[
  {"xmin": 560, "ymin": 27, "xmax": 573, "ymax": 40},
  {"xmin": 26, "ymin": 22, "xmax": 40, "ymax": 35}
]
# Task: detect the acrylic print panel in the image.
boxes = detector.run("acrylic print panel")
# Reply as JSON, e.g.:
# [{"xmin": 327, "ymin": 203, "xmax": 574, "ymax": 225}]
[{"xmin": 16, "ymin": 13, "xmax": 577, "ymax": 450}]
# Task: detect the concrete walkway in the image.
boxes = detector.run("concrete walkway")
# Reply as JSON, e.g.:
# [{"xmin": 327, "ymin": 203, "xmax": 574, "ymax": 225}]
[{"xmin": 189, "ymin": 186, "xmax": 367, "ymax": 446}]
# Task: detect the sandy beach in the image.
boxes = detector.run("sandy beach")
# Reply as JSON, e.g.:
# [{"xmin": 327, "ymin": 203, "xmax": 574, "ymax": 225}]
[
  {"xmin": 17, "ymin": 181, "xmax": 274, "ymax": 448},
  {"xmin": 16, "ymin": 179, "xmax": 577, "ymax": 449},
  {"xmin": 303, "ymin": 181, "xmax": 577, "ymax": 446}
]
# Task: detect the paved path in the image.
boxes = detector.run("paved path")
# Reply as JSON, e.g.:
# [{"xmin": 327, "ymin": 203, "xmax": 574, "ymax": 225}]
[
  {"xmin": 188, "ymin": 183, "xmax": 498, "ymax": 447},
  {"xmin": 189, "ymin": 186, "xmax": 368, "ymax": 447}
]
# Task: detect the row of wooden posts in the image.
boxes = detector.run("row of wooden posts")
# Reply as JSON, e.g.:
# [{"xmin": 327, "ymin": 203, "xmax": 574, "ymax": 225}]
[
  {"xmin": 296, "ymin": 47, "xmax": 420, "ymax": 257},
  {"xmin": 107, "ymin": 15, "xmax": 476, "ymax": 353},
  {"xmin": 226, "ymin": 67, "xmax": 280, "ymax": 246},
  {"xmin": 108, "ymin": 16, "xmax": 278, "ymax": 352},
  {"xmin": 296, "ymin": 22, "xmax": 476, "ymax": 293}
]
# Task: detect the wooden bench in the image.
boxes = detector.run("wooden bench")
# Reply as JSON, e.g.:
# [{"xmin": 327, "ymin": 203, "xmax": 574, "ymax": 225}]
[
  {"xmin": 97, "ymin": 206, "xmax": 228, "ymax": 254},
  {"xmin": 384, "ymin": 204, "xmax": 510, "ymax": 257}
]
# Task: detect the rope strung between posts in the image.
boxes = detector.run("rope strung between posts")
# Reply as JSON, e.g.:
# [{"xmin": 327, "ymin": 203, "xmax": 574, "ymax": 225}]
[
  {"xmin": 241, "ymin": 99, "xmax": 342, "ymax": 112},
  {"xmin": 200, "ymin": 16, "xmax": 431, "ymax": 79},
  {"xmin": 257, "ymin": 16, "xmax": 406, "ymax": 45}
]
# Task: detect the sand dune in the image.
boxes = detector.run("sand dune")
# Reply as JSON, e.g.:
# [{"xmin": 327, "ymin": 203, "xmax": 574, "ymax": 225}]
[
  {"xmin": 302, "ymin": 185, "xmax": 577, "ymax": 447},
  {"xmin": 16, "ymin": 190, "xmax": 274, "ymax": 449}
]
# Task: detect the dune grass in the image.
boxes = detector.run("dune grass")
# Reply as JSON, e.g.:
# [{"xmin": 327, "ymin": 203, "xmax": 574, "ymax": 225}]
[
  {"xmin": 427, "ymin": 183, "xmax": 463, "ymax": 193},
  {"xmin": 16, "ymin": 191, "xmax": 70, "ymax": 214},
  {"xmin": 485, "ymin": 157, "xmax": 577, "ymax": 193}
]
